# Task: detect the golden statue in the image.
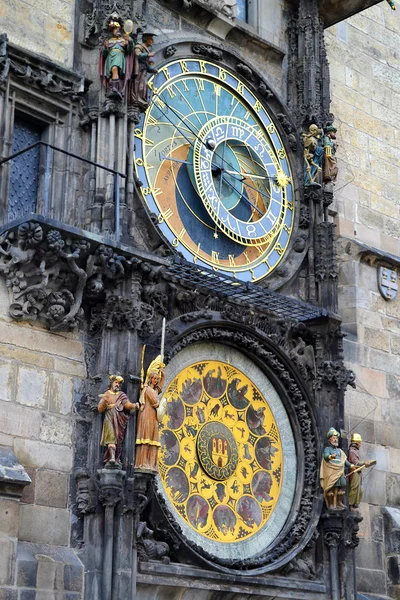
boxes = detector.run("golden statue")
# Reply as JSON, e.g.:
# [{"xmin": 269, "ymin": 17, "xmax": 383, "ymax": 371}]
[{"xmin": 134, "ymin": 355, "xmax": 165, "ymax": 472}]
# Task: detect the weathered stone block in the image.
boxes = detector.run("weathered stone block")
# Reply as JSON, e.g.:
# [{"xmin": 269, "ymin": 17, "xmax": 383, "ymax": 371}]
[
  {"xmin": 356, "ymin": 539, "xmax": 384, "ymax": 571},
  {"xmin": 20, "ymin": 468, "xmax": 36, "ymax": 505},
  {"xmin": 16, "ymin": 367, "xmax": 48, "ymax": 409},
  {"xmin": 387, "ymin": 473, "xmax": 400, "ymax": 506},
  {"xmin": 356, "ymin": 567, "xmax": 386, "ymax": 594},
  {"xmin": 363, "ymin": 468, "xmax": 386, "ymax": 505},
  {"xmin": 0, "ymin": 360, "xmax": 16, "ymax": 403},
  {"xmin": 0, "ymin": 497, "xmax": 19, "ymax": 538},
  {"xmin": 369, "ymin": 505, "xmax": 384, "ymax": 542},
  {"xmin": 348, "ymin": 416, "xmax": 375, "ymax": 444},
  {"xmin": 0, "ymin": 323, "xmax": 83, "ymax": 362},
  {"xmin": 13, "ymin": 439, "xmax": 73, "ymax": 473},
  {"xmin": 53, "ymin": 358, "xmax": 86, "ymax": 379},
  {"xmin": 389, "ymin": 556, "xmax": 400, "ymax": 585},
  {"xmin": 39, "ymin": 414, "xmax": 72, "ymax": 446},
  {"xmin": 18, "ymin": 591, "xmax": 36, "ymax": 600},
  {"xmin": 35, "ymin": 470, "xmax": 68, "ymax": 508},
  {"xmin": 0, "ymin": 589, "xmax": 18, "ymax": 600},
  {"xmin": 390, "ymin": 447, "xmax": 400, "ymax": 474},
  {"xmin": 0, "ymin": 401, "xmax": 41, "ymax": 440},
  {"xmin": 49, "ymin": 374, "xmax": 74, "ymax": 415},
  {"xmin": 0, "ymin": 538, "xmax": 15, "ymax": 585},
  {"xmin": 18, "ymin": 505, "xmax": 70, "ymax": 546},
  {"xmin": 0, "ymin": 343, "xmax": 54, "ymax": 370}
]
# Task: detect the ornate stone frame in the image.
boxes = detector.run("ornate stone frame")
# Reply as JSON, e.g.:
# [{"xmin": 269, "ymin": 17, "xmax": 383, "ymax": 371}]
[{"xmin": 149, "ymin": 319, "xmax": 321, "ymax": 574}]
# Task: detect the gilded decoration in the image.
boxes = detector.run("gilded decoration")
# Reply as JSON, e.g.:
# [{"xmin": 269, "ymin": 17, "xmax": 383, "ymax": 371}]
[{"xmin": 157, "ymin": 352, "xmax": 291, "ymax": 553}]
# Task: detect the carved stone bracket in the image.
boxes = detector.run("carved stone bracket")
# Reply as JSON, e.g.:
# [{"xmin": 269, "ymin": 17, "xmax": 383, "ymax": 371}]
[
  {"xmin": 75, "ymin": 468, "xmax": 97, "ymax": 515},
  {"xmin": 344, "ymin": 512, "xmax": 363, "ymax": 549},
  {"xmin": 90, "ymin": 294, "xmax": 155, "ymax": 337},
  {"xmin": 97, "ymin": 467, "xmax": 126, "ymax": 507},
  {"xmin": 0, "ymin": 35, "xmax": 89, "ymax": 101},
  {"xmin": 315, "ymin": 360, "xmax": 356, "ymax": 391},
  {"xmin": 0, "ymin": 220, "xmax": 133, "ymax": 330}
]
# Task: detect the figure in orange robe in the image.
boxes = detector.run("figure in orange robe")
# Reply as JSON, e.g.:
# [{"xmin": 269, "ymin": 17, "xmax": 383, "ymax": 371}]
[{"xmin": 135, "ymin": 361, "xmax": 165, "ymax": 472}]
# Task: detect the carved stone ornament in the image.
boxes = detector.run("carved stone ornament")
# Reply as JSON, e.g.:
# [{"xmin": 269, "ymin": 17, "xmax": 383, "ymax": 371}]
[
  {"xmin": 90, "ymin": 294, "xmax": 154, "ymax": 336},
  {"xmin": 187, "ymin": 0, "xmax": 238, "ymax": 19},
  {"xmin": 161, "ymin": 326, "xmax": 319, "ymax": 571},
  {"xmin": 0, "ymin": 220, "xmax": 132, "ymax": 330},
  {"xmin": 191, "ymin": 44, "xmax": 223, "ymax": 61},
  {"xmin": 0, "ymin": 35, "xmax": 87, "ymax": 100},
  {"xmin": 137, "ymin": 521, "xmax": 170, "ymax": 563},
  {"xmin": 97, "ymin": 467, "xmax": 125, "ymax": 507},
  {"xmin": 315, "ymin": 360, "xmax": 356, "ymax": 391},
  {"xmin": 378, "ymin": 266, "xmax": 398, "ymax": 301},
  {"xmin": 75, "ymin": 469, "xmax": 97, "ymax": 515},
  {"xmin": 83, "ymin": 0, "xmax": 146, "ymax": 47}
]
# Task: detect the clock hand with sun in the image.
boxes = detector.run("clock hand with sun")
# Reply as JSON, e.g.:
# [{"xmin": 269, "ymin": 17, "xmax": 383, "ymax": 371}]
[
  {"xmin": 161, "ymin": 154, "xmax": 266, "ymax": 217},
  {"xmin": 156, "ymin": 92, "xmax": 274, "ymax": 210}
]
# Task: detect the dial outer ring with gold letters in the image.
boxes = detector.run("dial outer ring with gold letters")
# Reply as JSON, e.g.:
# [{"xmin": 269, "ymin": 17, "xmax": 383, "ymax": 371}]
[{"xmin": 134, "ymin": 58, "xmax": 295, "ymax": 283}]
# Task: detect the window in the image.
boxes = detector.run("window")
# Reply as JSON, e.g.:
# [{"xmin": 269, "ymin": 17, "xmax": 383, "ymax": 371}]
[
  {"xmin": 237, "ymin": 0, "xmax": 248, "ymax": 22},
  {"xmin": 8, "ymin": 116, "xmax": 43, "ymax": 221}
]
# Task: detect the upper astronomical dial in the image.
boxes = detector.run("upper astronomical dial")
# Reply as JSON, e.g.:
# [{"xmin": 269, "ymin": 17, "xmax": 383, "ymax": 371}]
[{"xmin": 134, "ymin": 58, "xmax": 294, "ymax": 283}]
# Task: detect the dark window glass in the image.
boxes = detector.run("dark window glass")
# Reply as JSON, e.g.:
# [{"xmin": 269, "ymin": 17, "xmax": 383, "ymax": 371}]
[
  {"xmin": 8, "ymin": 117, "xmax": 42, "ymax": 221},
  {"xmin": 237, "ymin": 0, "xmax": 248, "ymax": 21}
]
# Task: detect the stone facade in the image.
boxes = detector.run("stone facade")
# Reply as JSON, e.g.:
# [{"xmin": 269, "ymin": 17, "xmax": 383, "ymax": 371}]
[
  {"xmin": 0, "ymin": 277, "xmax": 86, "ymax": 598},
  {"xmin": 0, "ymin": 0, "xmax": 398, "ymax": 599},
  {"xmin": 326, "ymin": 5, "xmax": 400, "ymax": 598},
  {"xmin": 0, "ymin": 0, "xmax": 75, "ymax": 67}
]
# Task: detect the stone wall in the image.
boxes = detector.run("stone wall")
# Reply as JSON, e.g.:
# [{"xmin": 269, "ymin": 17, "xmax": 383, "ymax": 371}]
[
  {"xmin": 0, "ymin": 0, "xmax": 75, "ymax": 67},
  {"xmin": 326, "ymin": 5, "xmax": 400, "ymax": 598},
  {"xmin": 0, "ymin": 278, "xmax": 86, "ymax": 598}
]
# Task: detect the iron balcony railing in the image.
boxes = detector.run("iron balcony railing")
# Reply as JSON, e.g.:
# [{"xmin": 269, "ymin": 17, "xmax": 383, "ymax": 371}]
[{"xmin": 0, "ymin": 141, "xmax": 126, "ymax": 243}]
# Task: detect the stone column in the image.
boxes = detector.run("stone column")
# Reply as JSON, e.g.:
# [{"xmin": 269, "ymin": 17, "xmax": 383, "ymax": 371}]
[
  {"xmin": 98, "ymin": 467, "xmax": 126, "ymax": 600},
  {"xmin": 323, "ymin": 511, "xmax": 344, "ymax": 600}
]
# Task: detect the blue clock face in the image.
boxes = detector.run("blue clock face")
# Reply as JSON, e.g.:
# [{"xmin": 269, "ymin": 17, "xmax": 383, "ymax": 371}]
[{"xmin": 134, "ymin": 58, "xmax": 294, "ymax": 282}]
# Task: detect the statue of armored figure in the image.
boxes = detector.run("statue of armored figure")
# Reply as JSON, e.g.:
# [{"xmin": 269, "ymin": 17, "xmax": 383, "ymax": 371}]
[
  {"xmin": 347, "ymin": 433, "xmax": 375, "ymax": 511},
  {"xmin": 98, "ymin": 375, "xmax": 139, "ymax": 466},
  {"xmin": 320, "ymin": 427, "xmax": 355, "ymax": 509}
]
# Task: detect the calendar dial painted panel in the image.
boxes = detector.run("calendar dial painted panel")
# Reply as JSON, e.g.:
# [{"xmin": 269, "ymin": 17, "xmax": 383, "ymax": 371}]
[
  {"xmin": 134, "ymin": 59, "xmax": 294, "ymax": 282},
  {"xmin": 156, "ymin": 345, "xmax": 297, "ymax": 562}
]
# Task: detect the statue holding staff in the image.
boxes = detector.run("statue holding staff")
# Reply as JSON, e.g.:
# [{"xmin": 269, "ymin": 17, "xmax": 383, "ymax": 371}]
[
  {"xmin": 98, "ymin": 375, "xmax": 139, "ymax": 466},
  {"xmin": 134, "ymin": 318, "xmax": 166, "ymax": 472},
  {"xmin": 347, "ymin": 433, "xmax": 375, "ymax": 511}
]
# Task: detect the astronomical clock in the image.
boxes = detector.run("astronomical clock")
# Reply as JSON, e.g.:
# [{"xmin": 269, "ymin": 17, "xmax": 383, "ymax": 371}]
[
  {"xmin": 134, "ymin": 58, "xmax": 294, "ymax": 283},
  {"xmin": 154, "ymin": 344, "xmax": 297, "ymax": 566},
  {"xmin": 132, "ymin": 53, "xmax": 309, "ymax": 571}
]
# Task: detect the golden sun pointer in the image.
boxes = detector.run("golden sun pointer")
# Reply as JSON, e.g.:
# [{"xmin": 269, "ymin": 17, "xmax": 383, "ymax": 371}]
[{"xmin": 276, "ymin": 171, "xmax": 290, "ymax": 188}]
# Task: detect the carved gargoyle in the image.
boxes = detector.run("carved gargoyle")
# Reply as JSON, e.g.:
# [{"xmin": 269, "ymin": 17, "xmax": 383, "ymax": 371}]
[{"xmin": 137, "ymin": 521, "xmax": 170, "ymax": 563}]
